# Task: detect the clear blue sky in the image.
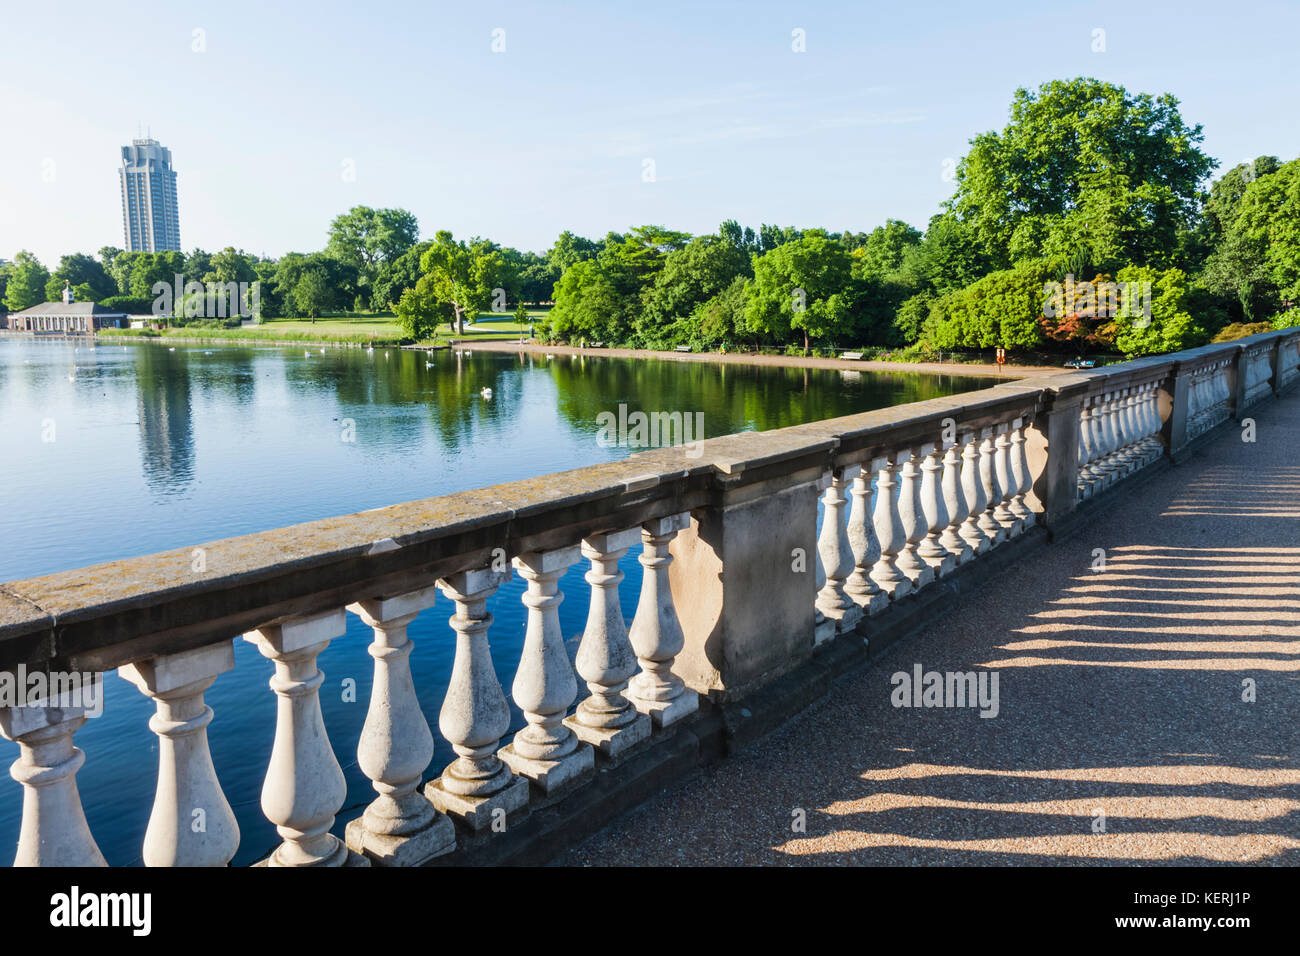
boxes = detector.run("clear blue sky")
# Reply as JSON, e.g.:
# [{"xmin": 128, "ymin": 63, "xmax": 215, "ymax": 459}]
[{"xmin": 2, "ymin": 0, "xmax": 1297, "ymax": 266}]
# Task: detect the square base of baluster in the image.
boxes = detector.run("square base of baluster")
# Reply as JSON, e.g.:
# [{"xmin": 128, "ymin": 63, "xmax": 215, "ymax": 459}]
[
  {"xmin": 847, "ymin": 589, "xmax": 890, "ymax": 616},
  {"xmin": 425, "ymin": 774, "xmax": 530, "ymax": 832},
  {"xmin": 564, "ymin": 710, "xmax": 652, "ymax": 758},
  {"xmin": 922, "ymin": 553, "xmax": 956, "ymax": 577},
  {"xmin": 498, "ymin": 740, "xmax": 595, "ymax": 794},
  {"xmin": 815, "ymin": 603, "xmax": 863, "ymax": 644},
  {"xmin": 902, "ymin": 566, "xmax": 935, "ymax": 590},
  {"xmin": 1002, "ymin": 521, "xmax": 1023, "ymax": 540},
  {"xmin": 872, "ymin": 577, "xmax": 913, "ymax": 601},
  {"xmin": 980, "ymin": 527, "xmax": 1007, "ymax": 548},
  {"xmin": 345, "ymin": 810, "xmax": 456, "ymax": 867},
  {"xmin": 628, "ymin": 688, "xmax": 699, "ymax": 729},
  {"xmin": 814, "ymin": 618, "xmax": 836, "ymax": 645}
]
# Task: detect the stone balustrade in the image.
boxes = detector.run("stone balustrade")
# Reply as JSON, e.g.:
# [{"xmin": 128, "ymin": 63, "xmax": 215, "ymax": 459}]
[{"xmin": 1, "ymin": 327, "xmax": 1297, "ymax": 867}]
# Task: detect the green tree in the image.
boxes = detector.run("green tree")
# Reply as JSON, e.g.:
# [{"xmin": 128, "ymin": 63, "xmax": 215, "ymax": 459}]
[
  {"xmin": 292, "ymin": 268, "xmax": 331, "ymax": 320},
  {"xmin": 851, "ymin": 219, "xmax": 923, "ymax": 280},
  {"xmin": 326, "ymin": 206, "xmax": 419, "ymax": 301},
  {"xmin": 637, "ymin": 235, "xmax": 752, "ymax": 343},
  {"xmin": 948, "ymin": 78, "xmax": 1215, "ymax": 273},
  {"xmin": 3, "ymin": 251, "xmax": 50, "ymax": 312},
  {"xmin": 1232, "ymin": 158, "xmax": 1300, "ymax": 304},
  {"xmin": 417, "ymin": 231, "xmax": 505, "ymax": 334},
  {"xmin": 546, "ymin": 230, "xmax": 600, "ymax": 275},
  {"xmin": 394, "ymin": 285, "xmax": 442, "ymax": 340},
  {"xmin": 44, "ymin": 253, "xmax": 115, "ymax": 302},
  {"xmin": 1111, "ymin": 266, "xmax": 1207, "ymax": 356},
  {"xmin": 746, "ymin": 235, "xmax": 853, "ymax": 353}
]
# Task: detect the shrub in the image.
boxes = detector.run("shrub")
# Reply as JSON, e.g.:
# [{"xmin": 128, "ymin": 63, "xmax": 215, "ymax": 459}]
[
  {"xmin": 1271, "ymin": 307, "xmax": 1300, "ymax": 330},
  {"xmin": 1210, "ymin": 321, "xmax": 1273, "ymax": 343}
]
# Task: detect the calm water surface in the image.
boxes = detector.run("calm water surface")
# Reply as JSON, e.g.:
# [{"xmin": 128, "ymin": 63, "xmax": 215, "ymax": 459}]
[{"xmin": 0, "ymin": 336, "xmax": 998, "ymax": 864}]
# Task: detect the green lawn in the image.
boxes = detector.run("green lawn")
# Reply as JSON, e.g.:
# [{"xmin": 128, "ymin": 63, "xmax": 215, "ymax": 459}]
[{"xmin": 101, "ymin": 309, "xmax": 545, "ymax": 346}]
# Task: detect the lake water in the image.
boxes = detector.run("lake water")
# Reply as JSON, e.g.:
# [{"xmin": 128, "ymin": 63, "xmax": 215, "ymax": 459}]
[{"xmin": 0, "ymin": 335, "xmax": 998, "ymax": 864}]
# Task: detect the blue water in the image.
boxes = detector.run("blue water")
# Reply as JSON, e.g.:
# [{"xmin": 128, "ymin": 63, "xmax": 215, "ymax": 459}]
[{"xmin": 0, "ymin": 336, "xmax": 997, "ymax": 864}]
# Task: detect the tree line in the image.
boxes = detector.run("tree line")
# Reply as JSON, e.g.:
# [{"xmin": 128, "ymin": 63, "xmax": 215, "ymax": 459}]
[{"xmin": 4, "ymin": 78, "xmax": 1297, "ymax": 356}]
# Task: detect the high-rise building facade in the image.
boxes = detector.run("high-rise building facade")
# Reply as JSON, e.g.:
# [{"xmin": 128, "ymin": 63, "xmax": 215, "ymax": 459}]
[{"xmin": 119, "ymin": 137, "xmax": 181, "ymax": 252}]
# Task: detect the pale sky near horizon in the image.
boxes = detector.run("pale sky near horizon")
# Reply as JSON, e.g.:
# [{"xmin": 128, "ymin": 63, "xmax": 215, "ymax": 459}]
[{"xmin": 2, "ymin": 0, "xmax": 1298, "ymax": 266}]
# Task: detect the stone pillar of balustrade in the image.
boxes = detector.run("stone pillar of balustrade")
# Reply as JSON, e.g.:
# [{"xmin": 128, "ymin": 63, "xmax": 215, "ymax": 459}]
[
  {"xmin": 427, "ymin": 566, "xmax": 529, "ymax": 831},
  {"xmin": 344, "ymin": 586, "xmax": 456, "ymax": 865},
  {"xmin": 246, "ymin": 609, "xmax": 365, "ymax": 867},
  {"xmin": 812, "ymin": 473, "xmax": 828, "ymax": 628},
  {"xmin": 976, "ymin": 429, "xmax": 1007, "ymax": 546},
  {"xmin": 870, "ymin": 455, "xmax": 913, "ymax": 599},
  {"xmin": 991, "ymin": 424, "xmax": 1019, "ymax": 537},
  {"xmin": 938, "ymin": 442, "xmax": 974, "ymax": 564},
  {"xmin": 845, "ymin": 469, "xmax": 890, "ymax": 614},
  {"xmin": 917, "ymin": 447, "xmax": 956, "ymax": 577},
  {"xmin": 669, "ymin": 473, "xmax": 820, "ymax": 699},
  {"xmin": 1008, "ymin": 418, "xmax": 1035, "ymax": 530},
  {"xmin": 895, "ymin": 450, "xmax": 936, "ymax": 590},
  {"xmin": 119, "ymin": 643, "xmax": 239, "ymax": 866},
  {"xmin": 627, "ymin": 513, "xmax": 699, "ymax": 728},
  {"xmin": 1025, "ymin": 380, "xmax": 1086, "ymax": 528},
  {"xmin": 500, "ymin": 547, "xmax": 595, "ymax": 793},
  {"xmin": 815, "ymin": 465, "xmax": 864, "ymax": 640},
  {"xmin": 958, "ymin": 431, "xmax": 992, "ymax": 554},
  {"xmin": 1165, "ymin": 359, "xmax": 1200, "ymax": 461},
  {"xmin": 565, "ymin": 529, "xmax": 653, "ymax": 757},
  {"xmin": 0, "ymin": 693, "xmax": 107, "ymax": 867}
]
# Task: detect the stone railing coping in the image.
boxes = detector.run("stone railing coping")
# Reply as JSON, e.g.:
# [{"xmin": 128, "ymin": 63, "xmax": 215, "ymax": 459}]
[{"xmin": 2, "ymin": 327, "xmax": 1295, "ymax": 674}]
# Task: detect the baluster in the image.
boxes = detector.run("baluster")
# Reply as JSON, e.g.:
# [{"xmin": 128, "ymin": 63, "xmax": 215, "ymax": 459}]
[
  {"xmin": 1141, "ymin": 384, "xmax": 1163, "ymax": 462},
  {"xmin": 816, "ymin": 465, "xmax": 863, "ymax": 634},
  {"xmin": 939, "ymin": 442, "xmax": 973, "ymax": 563},
  {"xmin": 992, "ymin": 424, "xmax": 1018, "ymax": 535},
  {"xmin": 566, "ymin": 529, "xmax": 653, "ymax": 756},
  {"xmin": 246, "ymin": 609, "xmax": 361, "ymax": 867},
  {"xmin": 845, "ymin": 469, "xmax": 889, "ymax": 614},
  {"xmin": 1107, "ymin": 391, "xmax": 1127, "ymax": 474},
  {"xmin": 1114, "ymin": 390, "xmax": 1137, "ymax": 474},
  {"xmin": 917, "ymin": 447, "xmax": 955, "ymax": 576},
  {"xmin": 500, "ymin": 547, "xmax": 595, "ymax": 793},
  {"xmin": 958, "ymin": 432, "xmax": 991, "ymax": 553},
  {"xmin": 427, "ymin": 566, "xmax": 529, "ymax": 831},
  {"xmin": 627, "ymin": 513, "xmax": 699, "ymax": 727},
  {"xmin": 119, "ymin": 643, "xmax": 239, "ymax": 866},
  {"xmin": 1009, "ymin": 418, "xmax": 1035, "ymax": 529},
  {"xmin": 870, "ymin": 455, "xmax": 913, "ymax": 599},
  {"xmin": 977, "ymin": 429, "xmax": 1006, "ymax": 546},
  {"xmin": 1093, "ymin": 394, "xmax": 1116, "ymax": 485},
  {"xmin": 895, "ymin": 450, "xmax": 935, "ymax": 590},
  {"xmin": 1077, "ymin": 403, "xmax": 1096, "ymax": 499},
  {"xmin": 0, "ymin": 694, "xmax": 107, "ymax": 866},
  {"xmin": 345, "ymin": 586, "xmax": 455, "ymax": 865}
]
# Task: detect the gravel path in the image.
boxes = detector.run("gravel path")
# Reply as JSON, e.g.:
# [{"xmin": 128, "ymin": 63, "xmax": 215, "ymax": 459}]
[{"xmin": 560, "ymin": 390, "xmax": 1300, "ymax": 866}]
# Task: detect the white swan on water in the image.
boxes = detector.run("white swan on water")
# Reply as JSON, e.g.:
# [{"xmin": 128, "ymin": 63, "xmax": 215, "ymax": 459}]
[{"xmin": 481, "ymin": 387, "xmax": 493, "ymax": 399}]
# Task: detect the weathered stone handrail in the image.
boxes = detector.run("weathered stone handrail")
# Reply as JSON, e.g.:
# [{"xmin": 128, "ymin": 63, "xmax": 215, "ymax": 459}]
[{"xmin": 2, "ymin": 327, "xmax": 1297, "ymax": 866}]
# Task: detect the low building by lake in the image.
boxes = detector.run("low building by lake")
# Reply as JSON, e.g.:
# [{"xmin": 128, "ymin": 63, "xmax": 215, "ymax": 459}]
[{"xmin": 5, "ymin": 285, "xmax": 128, "ymax": 333}]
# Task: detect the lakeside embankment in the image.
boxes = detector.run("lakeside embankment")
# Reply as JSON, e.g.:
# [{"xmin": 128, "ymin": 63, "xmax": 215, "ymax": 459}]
[
  {"xmin": 453, "ymin": 339, "xmax": 1065, "ymax": 377},
  {"xmin": 3, "ymin": 329, "xmax": 1067, "ymax": 376}
]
